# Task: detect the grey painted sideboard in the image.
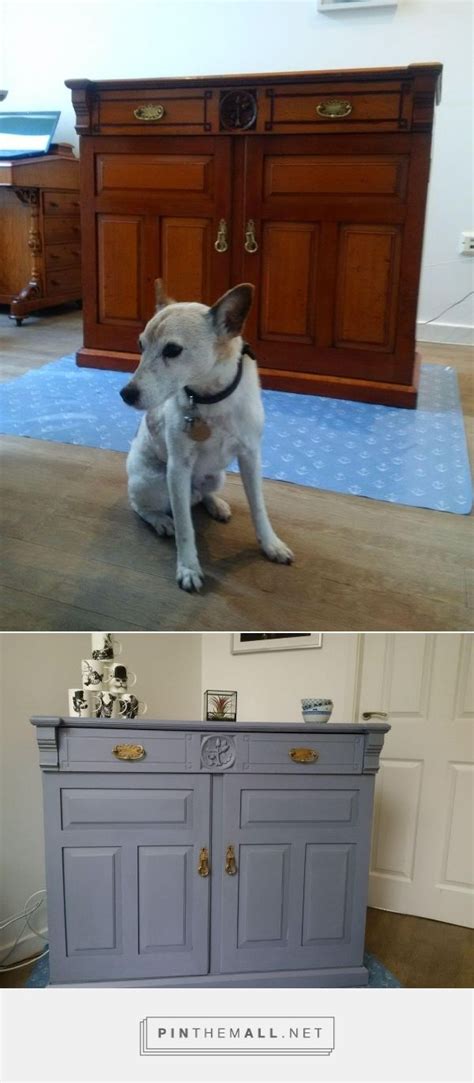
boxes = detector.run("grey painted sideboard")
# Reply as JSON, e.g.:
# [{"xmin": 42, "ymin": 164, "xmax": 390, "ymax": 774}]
[{"xmin": 31, "ymin": 718, "xmax": 390, "ymax": 988}]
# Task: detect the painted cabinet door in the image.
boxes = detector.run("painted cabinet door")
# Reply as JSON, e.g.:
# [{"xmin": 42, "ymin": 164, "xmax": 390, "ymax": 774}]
[
  {"xmin": 218, "ymin": 774, "xmax": 374, "ymax": 974},
  {"xmin": 43, "ymin": 773, "xmax": 211, "ymax": 983}
]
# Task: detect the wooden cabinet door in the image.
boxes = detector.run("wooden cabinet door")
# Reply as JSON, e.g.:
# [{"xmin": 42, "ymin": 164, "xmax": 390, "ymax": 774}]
[
  {"xmin": 81, "ymin": 135, "xmax": 232, "ymax": 354},
  {"xmin": 217, "ymin": 774, "xmax": 373, "ymax": 975},
  {"xmin": 239, "ymin": 135, "xmax": 411, "ymax": 385},
  {"xmin": 44, "ymin": 773, "xmax": 211, "ymax": 984}
]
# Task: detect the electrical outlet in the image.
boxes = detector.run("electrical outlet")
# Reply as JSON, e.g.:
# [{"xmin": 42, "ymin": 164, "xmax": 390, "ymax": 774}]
[{"xmin": 459, "ymin": 231, "xmax": 474, "ymax": 255}]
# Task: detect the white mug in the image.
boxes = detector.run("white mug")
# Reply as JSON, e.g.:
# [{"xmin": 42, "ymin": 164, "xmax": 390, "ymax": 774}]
[
  {"xmin": 81, "ymin": 658, "xmax": 106, "ymax": 691},
  {"xmin": 68, "ymin": 688, "xmax": 90, "ymax": 718},
  {"xmin": 106, "ymin": 663, "xmax": 137, "ymax": 694},
  {"xmin": 91, "ymin": 633, "xmax": 123, "ymax": 661},
  {"xmin": 93, "ymin": 691, "xmax": 118, "ymax": 719},
  {"xmin": 118, "ymin": 694, "xmax": 147, "ymax": 720}
]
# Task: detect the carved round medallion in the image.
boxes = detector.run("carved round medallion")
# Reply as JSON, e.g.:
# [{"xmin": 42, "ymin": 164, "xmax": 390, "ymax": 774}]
[
  {"xmin": 220, "ymin": 90, "xmax": 257, "ymax": 131},
  {"xmin": 201, "ymin": 734, "xmax": 236, "ymax": 769}
]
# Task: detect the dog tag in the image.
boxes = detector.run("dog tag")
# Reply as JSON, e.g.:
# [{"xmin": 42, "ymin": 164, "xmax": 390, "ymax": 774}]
[{"xmin": 187, "ymin": 417, "xmax": 211, "ymax": 442}]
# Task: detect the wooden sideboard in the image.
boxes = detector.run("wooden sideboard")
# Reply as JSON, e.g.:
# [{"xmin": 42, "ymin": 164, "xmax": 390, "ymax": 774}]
[
  {"xmin": 32, "ymin": 716, "xmax": 389, "ymax": 988},
  {"xmin": 67, "ymin": 64, "xmax": 442, "ymax": 406},
  {"xmin": 0, "ymin": 145, "xmax": 82, "ymax": 323}
]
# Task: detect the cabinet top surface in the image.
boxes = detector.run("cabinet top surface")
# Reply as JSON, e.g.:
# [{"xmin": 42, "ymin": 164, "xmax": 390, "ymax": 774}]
[
  {"xmin": 31, "ymin": 716, "xmax": 390, "ymax": 734},
  {"xmin": 65, "ymin": 63, "xmax": 442, "ymax": 92}
]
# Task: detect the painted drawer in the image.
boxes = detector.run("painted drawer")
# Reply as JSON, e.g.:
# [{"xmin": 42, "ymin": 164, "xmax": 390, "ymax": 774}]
[
  {"xmin": 244, "ymin": 732, "xmax": 364, "ymax": 773},
  {"xmin": 95, "ymin": 89, "xmax": 214, "ymax": 134},
  {"xmin": 58, "ymin": 727, "xmax": 191, "ymax": 772},
  {"xmin": 263, "ymin": 81, "xmax": 412, "ymax": 133}
]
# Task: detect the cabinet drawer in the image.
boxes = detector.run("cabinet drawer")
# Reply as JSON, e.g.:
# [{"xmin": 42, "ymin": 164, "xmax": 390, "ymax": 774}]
[
  {"xmin": 45, "ymin": 243, "xmax": 81, "ymax": 270},
  {"xmin": 43, "ymin": 216, "xmax": 81, "ymax": 244},
  {"xmin": 43, "ymin": 191, "xmax": 81, "ymax": 216},
  {"xmin": 265, "ymin": 81, "xmax": 412, "ymax": 132},
  {"xmin": 246, "ymin": 733, "xmax": 364, "ymax": 774},
  {"xmin": 58, "ymin": 728, "xmax": 189, "ymax": 771},
  {"xmin": 46, "ymin": 266, "xmax": 82, "ymax": 295},
  {"xmin": 96, "ymin": 89, "xmax": 214, "ymax": 134}
]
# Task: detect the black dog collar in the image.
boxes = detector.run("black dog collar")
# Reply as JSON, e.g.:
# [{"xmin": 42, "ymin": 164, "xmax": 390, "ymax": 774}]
[{"xmin": 183, "ymin": 342, "xmax": 255, "ymax": 406}]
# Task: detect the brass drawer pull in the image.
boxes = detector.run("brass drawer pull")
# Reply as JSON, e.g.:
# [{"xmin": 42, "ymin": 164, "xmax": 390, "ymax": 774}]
[
  {"xmin": 133, "ymin": 104, "xmax": 166, "ymax": 121},
  {"xmin": 214, "ymin": 218, "xmax": 228, "ymax": 253},
  {"xmin": 244, "ymin": 219, "xmax": 258, "ymax": 253},
  {"xmin": 112, "ymin": 743, "xmax": 145, "ymax": 761},
  {"xmin": 198, "ymin": 847, "xmax": 210, "ymax": 877},
  {"xmin": 225, "ymin": 844, "xmax": 237, "ymax": 875},
  {"xmin": 316, "ymin": 99, "xmax": 352, "ymax": 119},
  {"xmin": 290, "ymin": 747, "xmax": 319, "ymax": 764}
]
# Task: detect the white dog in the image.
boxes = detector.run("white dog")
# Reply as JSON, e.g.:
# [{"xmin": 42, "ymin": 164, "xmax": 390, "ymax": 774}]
[{"xmin": 120, "ymin": 281, "xmax": 294, "ymax": 592}]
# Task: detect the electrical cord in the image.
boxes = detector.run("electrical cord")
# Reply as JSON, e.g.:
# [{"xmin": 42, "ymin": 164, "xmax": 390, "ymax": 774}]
[
  {"xmin": 423, "ymin": 289, "xmax": 474, "ymax": 325},
  {"xmin": 0, "ymin": 890, "xmax": 49, "ymax": 972}
]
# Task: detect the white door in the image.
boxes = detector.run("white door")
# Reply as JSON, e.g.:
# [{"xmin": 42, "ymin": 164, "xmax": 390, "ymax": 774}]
[{"xmin": 357, "ymin": 633, "xmax": 473, "ymax": 927}]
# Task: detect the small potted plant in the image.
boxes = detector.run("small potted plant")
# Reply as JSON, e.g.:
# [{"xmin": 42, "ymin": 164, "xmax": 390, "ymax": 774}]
[{"xmin": 205, "ymin": 690, "xmax": 237, "ymax": 722}]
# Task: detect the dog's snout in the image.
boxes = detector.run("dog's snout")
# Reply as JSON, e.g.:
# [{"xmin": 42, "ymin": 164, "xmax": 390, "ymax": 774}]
[{"xmin": 120, "ymin": 382, "xmax": 139, "ymax": 406}]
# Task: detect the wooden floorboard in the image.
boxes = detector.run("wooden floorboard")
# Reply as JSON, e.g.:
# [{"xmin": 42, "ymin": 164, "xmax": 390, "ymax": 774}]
[{"xmin": 0, "ymin": 308, "xmax": 472, "ymax": 631}]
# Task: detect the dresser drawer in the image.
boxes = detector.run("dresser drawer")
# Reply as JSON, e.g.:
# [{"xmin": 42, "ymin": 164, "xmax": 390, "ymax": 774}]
[
  {"xmin": 245, "ymin": 733, "xmax": 364, "ymax": 774},
  {"xmin": 43, "ymin": 216, "xmax": 81, "ymax": 244},
  {"xmin": 43, "ymin": 191, "xmax": 81, "ymax": 216},
  {"xmin": 95, "ymin": 89, "xmax": 214, "ymax": 134},
  {"xmin": 264, "ymin": 80, "xmax": 412, "ymax": 133},
  {"xmin": 46, "ymin": 266, "xmax": 82, "ymax": 295},
  {"xmin": 45, "ymin": 243, "xmax": 81, "ymax": 270},
  {"xmin": 58, "ymin": 727, "xmax": 190, "ymax": 771}
]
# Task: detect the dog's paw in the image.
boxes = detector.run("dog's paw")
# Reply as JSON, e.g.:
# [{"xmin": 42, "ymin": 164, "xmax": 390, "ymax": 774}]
[
  {"xmin": 261, "ymin": 537, "xmax": 295, "ymax": 565},
  {"xmin": 177, "ymin": 562, "xmax": 204, "ymax": 593},
  {"xmin": 203, "ymin": 495, "xmax": 232, "ymax": 522},
  {"xmin": 152, "ymin": 513, "xmax": 175, "ymax": 537}
]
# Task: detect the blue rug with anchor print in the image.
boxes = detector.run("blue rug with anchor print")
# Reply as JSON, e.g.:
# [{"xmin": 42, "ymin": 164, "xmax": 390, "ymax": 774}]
[
  {"xmin": 0, "ymin": 354, "xmax": 471, "ymax": 514},
  {"xmin": 23, "ymin": 947, "xmax": 402, "ymax": 987}
]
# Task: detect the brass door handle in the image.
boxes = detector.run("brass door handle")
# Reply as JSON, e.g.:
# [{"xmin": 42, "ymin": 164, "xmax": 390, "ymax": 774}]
[
  {"xmin": 362, "ymin": 711, "xmax": 388, "ymax": 720},
  {"xmin": 290, "ymin": 747, "xmax": 319, "ymax": 764},
  {"xmin": 112, "ymin": 743, "xmax": 145, "ymax": 761},
  {"xmin": 214, "ymin": 218, "xmax": 228, "ymax": 253},
  {"xmin": 225, "ymin": 844, "xmax": 237, "ymax": 875},
  {"xmin": 133, "ymin": 104, "xmax": 166, "ymax": 121},
  {"xmin": 198, "ymin": 847, "xmax": 210, "ymax": 877},
  {"xmin": 244, "ymin": 219, "xmax": 258, "ymax": 253},
  {"xmin": 316, "ymin": 99, "xmax": 352, "ymax": 118}
]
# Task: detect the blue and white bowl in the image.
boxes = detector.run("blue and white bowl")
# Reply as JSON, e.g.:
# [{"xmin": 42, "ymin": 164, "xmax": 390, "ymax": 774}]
[{"xmin": 301, "ymin": 698, "xmax": 333, "ymax": 723}]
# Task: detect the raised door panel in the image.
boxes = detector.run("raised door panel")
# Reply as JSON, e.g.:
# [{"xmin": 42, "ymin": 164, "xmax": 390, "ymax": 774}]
[
  {"xmin": 335, "ymin": 224, "xmax": 401, "ymax": 351},
  {"xmin": 97, "ymin": 214, "xmax": 142, "ymax": 322},
  {"xmin": 43, "ymin": 773, "xmax": 211, "ymax": 983},
  {"xmin": 161, "ymin": 217, "xmax": 212, "ymax": 302},
  {"xmin": 259, "ymin": 222, "xmax": 318, "ymax": 343},
  {"xmin": 218, "ymin": 775, "xmax": 373, "ymax": 974}
]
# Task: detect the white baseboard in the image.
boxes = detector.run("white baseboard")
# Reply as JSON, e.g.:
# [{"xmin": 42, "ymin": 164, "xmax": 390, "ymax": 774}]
[{"xmin": 416, "ymin": 321, "xmax": 474, "ymax": 345}]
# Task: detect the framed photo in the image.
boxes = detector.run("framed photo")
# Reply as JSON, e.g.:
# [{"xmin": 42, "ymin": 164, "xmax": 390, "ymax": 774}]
[
  {"xmin": 232, "ymin": 633, "xmax": 322, "ymax": 655},
  {"xmin": 318, "ymin": 0, "xmax": 397, "ymax": 11}
]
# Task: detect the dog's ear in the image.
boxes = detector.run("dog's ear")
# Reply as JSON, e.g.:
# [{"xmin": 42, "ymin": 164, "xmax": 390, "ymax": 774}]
[
  {"xmin": 209, "ymin": 283, "xmax": 254, "ymax": 337},
  {"xmin": 154, "ymin": 279, "xmax": 174, "ymax": 312}
]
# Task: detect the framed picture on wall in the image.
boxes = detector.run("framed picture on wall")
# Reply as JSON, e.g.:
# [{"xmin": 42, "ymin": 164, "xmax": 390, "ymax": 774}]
[{"xmin": 232, "ymin": 633, "xmax": 322, "ymax": 654}]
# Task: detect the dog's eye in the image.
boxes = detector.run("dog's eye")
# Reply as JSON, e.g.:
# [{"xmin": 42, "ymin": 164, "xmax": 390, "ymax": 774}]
[{"xmin": 162, "ymin": 342, "xmax": 183, "ymax": 359}]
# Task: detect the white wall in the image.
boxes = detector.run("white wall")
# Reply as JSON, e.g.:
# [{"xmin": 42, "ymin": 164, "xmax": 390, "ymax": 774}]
[
  {"xmin": 201, "ymin": 632, "xmax": 361, "ymax": 722},
  {"xmin": 0, "ymin": 0, "xmax": 472, "ymax": 339},
  {"xmin": 0, "ymin": 631, "xmax": 202, "ymax": 960}
]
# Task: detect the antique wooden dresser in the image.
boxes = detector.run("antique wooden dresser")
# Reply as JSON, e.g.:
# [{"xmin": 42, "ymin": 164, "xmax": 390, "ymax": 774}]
[
  {"xmin": 32, "ymin": 716, "xmax": 389, "ymax": 987},
  {"xmin": 67, "ymin": 64, "xmax": 441, "ymax": 406},
  {"xmin": 0, "ymin": 145, "xmax": 81, "ymax": 323}
]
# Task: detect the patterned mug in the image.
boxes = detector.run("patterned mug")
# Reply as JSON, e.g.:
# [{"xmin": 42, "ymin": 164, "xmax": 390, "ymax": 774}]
[
  {"xmin": 118, "ymin": 694, "xmax": 147, "ymax": 720},
  {"xmin": 301, "ymin": 697, "xmax": 333, "ymax": 723},
  {"xmin": 94, "ymin": 691, "xmax": 118, "ymax": 719},
  {"xmin": 81, "ymin": 658, "xmax": 106, "ymax": 691},
  {"xmin": 68, "ymin": 688, "xmax": 90, "ymax": 718},
  {"xmin": 91, "ymin": 632, "xmax": 122, "ymax": 661},
  {"xmin": 105, "ymin": 663, "xmax": 137, "ymax": 694}
]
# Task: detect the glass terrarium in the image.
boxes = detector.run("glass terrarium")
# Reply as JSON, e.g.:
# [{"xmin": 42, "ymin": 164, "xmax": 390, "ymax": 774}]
[{"xmin": 204, "ymin": 690, "xmax": 238, "ymax": 722}]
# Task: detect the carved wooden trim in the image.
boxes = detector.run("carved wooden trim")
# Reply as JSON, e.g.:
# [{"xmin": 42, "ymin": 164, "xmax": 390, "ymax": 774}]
[
  {"xmin": 65, "ymin": 80, "xmax": 93, "ymax": 133},
  {"xmin": 362, "ymin": 731, "xmax": 386, "ymax": 773},
  {"xmin": 31, "ymin": 716, "xmax": 62, "ymax": 770}
]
